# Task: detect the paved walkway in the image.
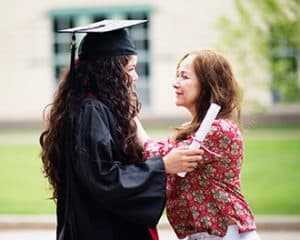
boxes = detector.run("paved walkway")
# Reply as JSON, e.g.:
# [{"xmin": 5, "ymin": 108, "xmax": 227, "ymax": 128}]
[
  {"xmin": 0, "ymin": 228, "xmax": 299, "ymax": 240},
  {"xmin": 157, "ymin": 222, "xmax": 300, "ymax": 240},
  {"xmin": 0, "ymin": 215, "xmax": 299, "ymax": 239}
]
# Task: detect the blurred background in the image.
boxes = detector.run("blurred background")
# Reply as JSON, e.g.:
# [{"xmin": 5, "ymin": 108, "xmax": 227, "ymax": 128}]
[{"xmin": 0, "ymin": 0, "xmax": 299, "ymax": 239}]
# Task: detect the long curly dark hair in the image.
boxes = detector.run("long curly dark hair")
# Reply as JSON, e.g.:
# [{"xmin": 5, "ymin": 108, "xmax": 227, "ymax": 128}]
[
  {"xmin": 40, "ymin": 55, "xmax": 142, "ymax": 200},
  {"xmin": 174, "ymin": 49, "xmax": 242, "ymax": 142}
]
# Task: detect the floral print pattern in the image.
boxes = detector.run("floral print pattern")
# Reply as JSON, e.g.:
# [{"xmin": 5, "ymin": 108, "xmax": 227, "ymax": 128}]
[{"xmin": 143, "ymin": 119, "xmax": 256, "ymax": 238}]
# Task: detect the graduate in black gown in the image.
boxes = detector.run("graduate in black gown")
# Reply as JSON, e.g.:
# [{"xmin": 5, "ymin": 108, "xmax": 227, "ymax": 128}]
[{"xmin": 40, "ymin": 20, "xmax": 203, "ymax": 240}]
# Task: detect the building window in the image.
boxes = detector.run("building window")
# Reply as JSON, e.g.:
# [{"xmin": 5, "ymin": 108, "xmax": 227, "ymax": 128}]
[
  {"xmin": 50, "ymin": 6, "xmax": 153, "ymax": 106},
  {"xmin": 270, "ymin": 28, "xmax": 300, "ymax": 103}
]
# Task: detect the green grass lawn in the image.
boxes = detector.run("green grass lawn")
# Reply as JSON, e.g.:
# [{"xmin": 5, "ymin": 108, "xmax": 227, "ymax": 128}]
[
  {"xmin": 0, "ymin": 144, "xmax": 55, "ymax": 214},
  {"xmin": 0, "ymin": 127, "xmax": 299, "ymax": 214},
  {"xmin": 242, "ymin": 140, "xmax": 300, "ymax": 215}
]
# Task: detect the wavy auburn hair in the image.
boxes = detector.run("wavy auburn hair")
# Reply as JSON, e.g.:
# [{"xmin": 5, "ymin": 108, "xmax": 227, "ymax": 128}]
[
  {"xmin": 174, "ymin": 49, "xmax": 242, "ymax": 142},
  {"xmin": 39, "ymin": 55, "xmax": 142, "ymax": 200}
]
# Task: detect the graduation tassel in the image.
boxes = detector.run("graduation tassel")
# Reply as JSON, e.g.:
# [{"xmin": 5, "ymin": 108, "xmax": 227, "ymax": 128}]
[{"xmin": 70, "ymin": 33, "xmax": 76, "ymax": 82}]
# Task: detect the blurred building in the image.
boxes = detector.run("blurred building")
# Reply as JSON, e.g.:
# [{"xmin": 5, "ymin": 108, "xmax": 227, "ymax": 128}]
[{"xmin": 0, "ymin": 0, "xmax": 273, "ymax": 126}]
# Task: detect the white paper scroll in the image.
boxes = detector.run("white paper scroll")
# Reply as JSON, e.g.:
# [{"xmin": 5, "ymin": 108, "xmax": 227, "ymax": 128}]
[{"xmin": 177, "ymin": 103, "xmax": 221, "ymax": 177}]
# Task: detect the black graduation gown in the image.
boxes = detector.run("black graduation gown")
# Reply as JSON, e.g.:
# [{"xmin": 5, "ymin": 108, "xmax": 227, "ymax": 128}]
[{"xmin": 57, "ymin": 97, "xmax": 167, "ymax": 240}]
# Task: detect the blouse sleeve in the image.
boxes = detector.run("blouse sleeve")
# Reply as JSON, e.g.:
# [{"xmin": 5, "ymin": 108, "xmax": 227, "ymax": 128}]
[
  {"xmin": 143, "ymin": 138, "xmax": 175, "ymax": 160},
  {"xmin": 200, "ymin": 119, "xmax": 243, "ymax": 164},
  {"xmin": 72, "ymin": 100, "xmax": 166, "ymax": 227}
]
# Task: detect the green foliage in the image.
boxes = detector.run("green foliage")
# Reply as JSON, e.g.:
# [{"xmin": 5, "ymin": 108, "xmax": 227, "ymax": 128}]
[{"xmin": 217, "ymin": 0, "xmax": 300, "ymax": 102}]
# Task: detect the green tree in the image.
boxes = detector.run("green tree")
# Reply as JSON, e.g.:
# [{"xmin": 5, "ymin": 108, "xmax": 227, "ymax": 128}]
[{"xmin": 217, "ymin": 0, "xmax": 300, "ymax": 103}]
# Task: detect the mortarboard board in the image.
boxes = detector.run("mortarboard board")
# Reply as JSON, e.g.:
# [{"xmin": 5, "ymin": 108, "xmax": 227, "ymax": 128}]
[{"xmin": 58, "ymin": 19, "xmax": 147, "ymax": 82}]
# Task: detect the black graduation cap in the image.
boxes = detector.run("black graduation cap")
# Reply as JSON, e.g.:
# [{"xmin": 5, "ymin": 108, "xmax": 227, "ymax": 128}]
[{"xmin": 58, "ymin": 19, "xmax": 147, "ymax": 81}]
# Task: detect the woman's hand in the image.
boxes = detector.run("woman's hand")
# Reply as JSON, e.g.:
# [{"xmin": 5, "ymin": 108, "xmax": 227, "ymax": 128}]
[{"xmin": 163, "ymin": 146, "xmax": 203, "ymax": 174}]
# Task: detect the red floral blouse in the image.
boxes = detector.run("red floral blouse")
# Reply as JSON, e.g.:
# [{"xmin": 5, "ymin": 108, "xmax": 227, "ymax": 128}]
[{"xmin": 143, "ymin": 119, "xmax": 256, "ymax": 238}]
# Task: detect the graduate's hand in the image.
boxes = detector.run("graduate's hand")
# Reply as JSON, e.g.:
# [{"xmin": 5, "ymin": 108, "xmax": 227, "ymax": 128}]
[{"xmin": 163, "ymin": 146, "xmax": 203, "ymax": 174}]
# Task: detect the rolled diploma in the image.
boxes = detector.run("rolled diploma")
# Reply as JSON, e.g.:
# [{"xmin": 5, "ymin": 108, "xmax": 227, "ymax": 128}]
[{"xmin": 177, "ymin": 103, "xmax": 221, "ymax": 177}]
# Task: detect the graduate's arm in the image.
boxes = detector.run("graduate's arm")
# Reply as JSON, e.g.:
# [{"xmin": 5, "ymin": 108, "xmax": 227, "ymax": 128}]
[{"xmin": 73, "ymin": 101, "xmax": 166, "ymax": 226}]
